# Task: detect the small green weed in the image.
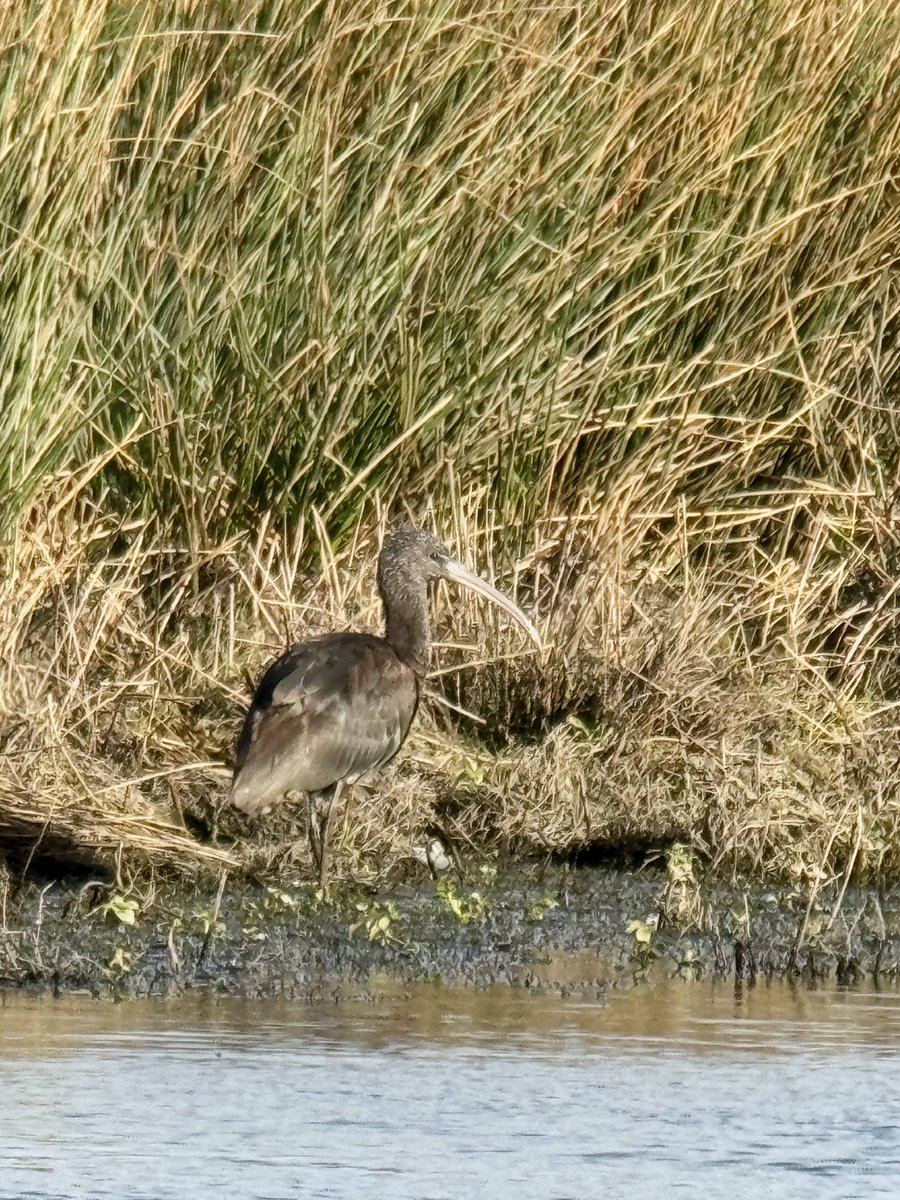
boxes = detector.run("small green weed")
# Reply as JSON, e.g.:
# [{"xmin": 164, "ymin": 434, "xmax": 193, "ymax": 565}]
[
  {"xmin": 193, "ymin": 906, "xmax": 226, "ymax": 940},
  {"xmin": 660, "ymin": 844, "xmax": 708, "ymax": 931},
  {"xmin": 349, "ymin": 899, "xmax": 406, "ymax": 947},
  {"xmin": 98, "ymin": 894, "xmax": 140, "ymax": 928},
  {"xmin": 108, "ymin": 946, "xmax": 133, "ymax": 974},
  {"xmin": 528, "ymin": 896, "xmax": 559, "ymax": 922},
  {"xmin": 436, "ymin": 878, "xmax": 490, "ymax": 925}
]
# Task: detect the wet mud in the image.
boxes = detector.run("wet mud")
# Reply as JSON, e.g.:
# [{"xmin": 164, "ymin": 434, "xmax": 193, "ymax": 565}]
[{"xmin": 2, "ymin": 864, "xmax": 900, "ymax": 1001}]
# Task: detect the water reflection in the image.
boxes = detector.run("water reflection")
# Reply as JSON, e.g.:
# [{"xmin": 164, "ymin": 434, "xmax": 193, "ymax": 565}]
[
  {"xmin": 4, "ymin": 973, "xmax": 900, "ymax": 1057},
  {"xmin": 2, "ymin": 976, "xmax": 900, "ymax": 1199}
]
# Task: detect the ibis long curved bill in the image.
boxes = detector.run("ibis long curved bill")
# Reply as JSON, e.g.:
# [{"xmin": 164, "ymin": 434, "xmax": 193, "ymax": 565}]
[{"xmin": 438, "ymin": 558, "xmax": 541, "ymax": 648}]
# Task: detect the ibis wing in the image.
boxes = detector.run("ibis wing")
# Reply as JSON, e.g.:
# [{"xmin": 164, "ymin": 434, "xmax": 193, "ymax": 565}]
[{"xmin": 229, "ymin": 634, "xmax": 418, "ymax": 815}]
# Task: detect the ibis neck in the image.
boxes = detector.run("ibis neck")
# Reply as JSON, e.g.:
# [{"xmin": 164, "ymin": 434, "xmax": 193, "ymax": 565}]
[{"xmin": 381, "ymin": 577, "xmax": 430, "ymax": 676}]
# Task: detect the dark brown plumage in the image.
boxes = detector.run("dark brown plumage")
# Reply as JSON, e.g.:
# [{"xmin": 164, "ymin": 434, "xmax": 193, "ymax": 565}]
[{"xmin": 228, "ymin": 526, "xmax": 539, "ymax": 888}]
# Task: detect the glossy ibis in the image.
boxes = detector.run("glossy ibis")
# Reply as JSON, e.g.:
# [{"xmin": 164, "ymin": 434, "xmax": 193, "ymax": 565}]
[{"xmin": 228, "ymin": 527, "xmax": 539, "ymax": 888}]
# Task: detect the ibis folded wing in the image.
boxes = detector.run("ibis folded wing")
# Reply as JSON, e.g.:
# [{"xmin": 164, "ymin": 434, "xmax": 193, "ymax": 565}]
[{"xmin": 229, "ymin": 633, "xmax": 419, "ymax": 815}]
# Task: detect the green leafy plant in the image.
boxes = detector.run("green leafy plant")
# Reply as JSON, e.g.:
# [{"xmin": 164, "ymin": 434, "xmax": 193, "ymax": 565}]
[
  {"xmin": 99, "ymin": 894, "xmax": 140, "ymax": 928},
  {"xmin": 455, "ymin": 756, "xmax": 487, "ymax": 793},
  {"xmin": 436, "ymin": 878, "xmax": 489, "ymax": 926},
  {"xmin": 349, "ymin": 899, "xmax": 405, "ymax": 946},
  {"xmin": 108, "ymin": 946, "xmax": 133, "ymax": 974},
  {"xmin": 528, "ymin": 896, "xmax": 559, "ymax": 923},
  {"xmin": 627, "ymin": 917, "xmax": 658, "ymax": 948},
  {"xmin": 194, "ymin": 906, "xmax": 226, "ymax": 940},
  {"xmin": 660, "ymin": 843, "xmax": 708, "ymax": 931},
  {"xmin": 263, "ymin": 887, "xmax": 300, "ymax": 916}
]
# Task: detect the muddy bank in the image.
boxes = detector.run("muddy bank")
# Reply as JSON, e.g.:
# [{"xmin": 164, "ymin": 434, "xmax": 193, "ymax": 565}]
[{"xmin": 2, "ymin": 864, "xmax": 900, "ymax": 1001}]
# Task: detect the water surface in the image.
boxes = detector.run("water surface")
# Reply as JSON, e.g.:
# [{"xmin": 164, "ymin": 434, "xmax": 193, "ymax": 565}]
[{"xmin": 3, "ymin": 977, "xmax": 900, "ymax": 1199}]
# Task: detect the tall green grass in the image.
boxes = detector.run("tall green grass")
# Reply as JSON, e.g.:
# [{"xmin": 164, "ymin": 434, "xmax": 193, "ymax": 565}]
[
  {"xmin": 3, "ymin": 0, "xmax": 900, "ymax": 883},
  {"xmin": 4, "ymin": 0, "xmax": 900, "ymax": 544}
]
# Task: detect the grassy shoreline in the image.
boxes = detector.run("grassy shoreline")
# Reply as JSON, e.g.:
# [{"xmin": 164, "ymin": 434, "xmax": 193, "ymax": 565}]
[
  {"xmin": 3, "ymin": 0, "xmax": 900, "ymax": 887},
  {"xmin": 3, "ymin": 863, "xmax": 898, "ymax": 999}
]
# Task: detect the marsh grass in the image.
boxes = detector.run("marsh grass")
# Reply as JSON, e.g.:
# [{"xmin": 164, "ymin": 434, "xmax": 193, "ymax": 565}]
[{"xmin": 2, "ymin": 0, "xmax": 900, "ymax": 885}]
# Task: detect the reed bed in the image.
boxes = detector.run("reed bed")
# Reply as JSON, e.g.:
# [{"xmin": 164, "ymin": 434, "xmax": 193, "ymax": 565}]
[{"xmin": 2, "ymin": 0, "xmax": 900, "ymax": 884}]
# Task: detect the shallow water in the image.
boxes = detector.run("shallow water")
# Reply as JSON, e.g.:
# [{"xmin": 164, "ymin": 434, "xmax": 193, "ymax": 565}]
[{"xmin": 2, "ymin": 977, "xmax": 900, "ymax": 1199}]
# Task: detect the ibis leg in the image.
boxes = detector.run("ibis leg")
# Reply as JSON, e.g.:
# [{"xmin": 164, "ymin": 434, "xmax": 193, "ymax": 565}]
[
  {"xmin": 319, "ymin": 782, "xmax": 345, "ymax": 890},
  {"xmin": 307, "ymin": 792, "xmax": 323, "ymax": 875},
  {"xmin": 308, "ymin": 782, "xmax": 343, "ymax": 891}
]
